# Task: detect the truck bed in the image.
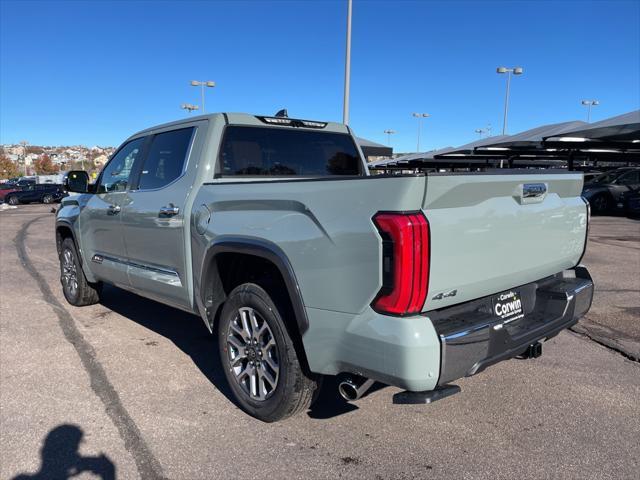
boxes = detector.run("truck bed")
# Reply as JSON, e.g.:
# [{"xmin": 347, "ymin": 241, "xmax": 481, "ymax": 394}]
[{"xmin": 194, "ymin": 170, "xmax": 587, "ymax": 315}]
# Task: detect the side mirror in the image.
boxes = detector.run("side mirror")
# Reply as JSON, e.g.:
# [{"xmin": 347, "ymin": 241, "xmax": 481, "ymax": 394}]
[{"xmin": 64, "ymin": 170, "xmax": 90, "ymax": 193}]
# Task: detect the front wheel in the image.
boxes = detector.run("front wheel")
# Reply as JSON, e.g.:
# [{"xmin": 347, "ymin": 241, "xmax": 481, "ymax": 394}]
[
  {"xmin": 218, "ymin": 283, "xmax": 318, "ymax": 422},
  {"xmin": 7, "ymin": 195, "xmax": 18, "ymax": 205},
  {"xmin": 42, "ymin": 194, "xmax": 54, "ymax": 204},
  {"xmin": 59, "ymin": 237, "xmax": 102, "ymax": 306},
  {"xmin": 590, "ymin": 194, "xmax": 611, "ymax": 214}
]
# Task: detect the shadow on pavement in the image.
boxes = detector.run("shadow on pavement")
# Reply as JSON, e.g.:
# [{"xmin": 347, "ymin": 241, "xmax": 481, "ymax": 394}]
[
  {"xmin": 99, "ymin": 285, "xmax": 361, "ymax": 420},
  {"xmin": 98, "ymin": 285, "xmax": 237, "ymax": 405},
  {"xmin": 307, "ymin": 376, "xmax": 359, "ymax": 419},
  {"xmin": 307, "ymin": 377, "xmax": 388, "ymax": 419},
  {"xmin": 12, "ymin": 424, "xmax": 115, "ymax": 480}
]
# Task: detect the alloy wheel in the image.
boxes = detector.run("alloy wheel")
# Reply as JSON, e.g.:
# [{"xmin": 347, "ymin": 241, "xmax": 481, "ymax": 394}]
[
  {"xmin": 226, "ymin": 306, "xmax": 280, "ymax": 401},
  {"xmin": 61, "ymin": 249, "xmax": 78, "ymax": 299},
  {"xmin": 593, "ymin": 195, "xmax": 608, "ymax": 212}
]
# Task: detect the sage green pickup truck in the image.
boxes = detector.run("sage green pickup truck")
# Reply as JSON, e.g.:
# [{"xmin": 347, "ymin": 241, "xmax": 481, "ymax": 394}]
[{"xmin": 57, "ymin": 112, "xmax": 594, "ymax": 422}]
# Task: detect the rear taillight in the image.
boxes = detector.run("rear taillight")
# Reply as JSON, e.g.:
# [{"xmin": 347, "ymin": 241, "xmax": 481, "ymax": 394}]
[{"xmin": 372, "ymin": 212, "xmax": 430, "ymax": 316}]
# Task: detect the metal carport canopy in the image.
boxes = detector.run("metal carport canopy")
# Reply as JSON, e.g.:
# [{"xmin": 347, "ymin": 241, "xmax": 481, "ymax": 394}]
[
  {"xmin": 367, "ymin": 147, "xmax": 457, "ymax": 168},
  {"xmin": 368, "ymin": 110, "xmax": 640, "ymax": 171},
  {"xmin": 543, "ymin": 110, "xmax": 640, "ymax": 143},
  {"xmin": 466, "ymin": 121, "xmax": 588, "ymax": 152},
  {"xmin": 356, "ymin": 137, "xmax": 393, "ymax": 158}
]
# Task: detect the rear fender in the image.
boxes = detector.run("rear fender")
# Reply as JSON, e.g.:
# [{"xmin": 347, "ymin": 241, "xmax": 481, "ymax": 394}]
[{"xmin": 196, "ymin": 237, "xmax": 309, "ymax": 336}]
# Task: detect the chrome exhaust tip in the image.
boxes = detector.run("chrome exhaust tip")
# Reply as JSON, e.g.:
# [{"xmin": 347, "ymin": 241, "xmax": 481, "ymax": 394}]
[{"xmin": 338, "ymin": 377, "xmax": 374, "ymax": 401}]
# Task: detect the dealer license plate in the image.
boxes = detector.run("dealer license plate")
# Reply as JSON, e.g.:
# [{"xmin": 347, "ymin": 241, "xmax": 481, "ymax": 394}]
[{"xmin": 492, "ymin": 290, "xmax": 524, "ymax": 323}]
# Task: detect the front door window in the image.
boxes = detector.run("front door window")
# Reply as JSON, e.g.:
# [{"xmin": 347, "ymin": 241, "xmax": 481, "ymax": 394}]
[{"xmin": 97, "ymin": 138, "xmax": 144, "ymax": 193}]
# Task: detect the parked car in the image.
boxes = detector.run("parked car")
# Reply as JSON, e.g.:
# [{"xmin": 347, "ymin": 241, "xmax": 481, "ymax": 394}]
[
  {"xmin": 0, "ymin": 184, "xmax": 20, "ymax": 203},
  {"xmin": 4, "ymin": 184, "xmax": 66, "ymax": 205},
  {"xmin": 582, "ymin": 167, "xmax": 640, "ymax": 214},
  {"xmin": 56, "ymin": 112, "xmax": 593, "ymax": 422},
  {"xmin": 4, "ymin": 178, "xmax": 35, "ymax": 188}
]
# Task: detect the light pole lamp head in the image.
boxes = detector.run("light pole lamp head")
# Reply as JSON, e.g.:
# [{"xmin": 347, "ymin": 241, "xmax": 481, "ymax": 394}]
[
  {"xmin": 205, "ymin": 81, "xmax": 216, "ymax": 87},
  {"xmin": 513, "ymin": 67, "xmax": 523, "ymax": 75},
  {"xmin": 497, "ymin": 67, "xmax": 508, "ymax": 74},
  {"xmin": 190, "ymin": 80, "xmax": 200, "ymax": 86}
]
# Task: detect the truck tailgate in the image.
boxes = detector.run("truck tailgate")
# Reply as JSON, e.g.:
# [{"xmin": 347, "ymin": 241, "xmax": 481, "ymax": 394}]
[{"xmin": 422, "ymin": 172, "xmax": 588, "ymax": 311}]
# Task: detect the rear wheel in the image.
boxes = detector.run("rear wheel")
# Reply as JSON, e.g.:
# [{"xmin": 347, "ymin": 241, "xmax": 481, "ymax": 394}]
[
  {"xmin": 42, "ymin": 194, "xmax": 54, "ymax": 204},
  {"xmin": 218, "ymin": 283, "xmax": 318, "ymax": 422},
  {"xmin": 591, "ymin": 194, "xmax": 610, "ymax": 214},
  {"xmin": 59, "ymin": 237, "xmax": 101, "ymax": 306},
  {"xmin": 7, "ymin": 195, "xmax": 18, "ymax": 205}
]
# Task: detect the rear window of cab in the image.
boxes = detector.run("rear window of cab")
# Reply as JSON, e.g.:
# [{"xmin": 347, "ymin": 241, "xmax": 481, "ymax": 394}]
[{"xmin": 219, "ymin": 126, "xmax": 362, "ymax": 177}]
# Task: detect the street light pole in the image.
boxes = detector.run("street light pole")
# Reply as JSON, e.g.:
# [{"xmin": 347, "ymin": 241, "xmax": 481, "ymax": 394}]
[
  {"xmin": 343, "ymin": 0, "xmax": 353, "ymax": 125},
  {"xmin": 383, "ymin": 129, "xmax": 396, "ymax": 146},
  {"xmin": 190, "ymin": 80, "xmax": 215, "ymax": 113},
  {"xmin": 581, "ymin": 99, "xmax": 599, "ymax": 123},
  {"xmin": 19, "ymin": 140, "xmax": 28, "ymax": 176},
  {"xmin": 497, "ymin": 66, "xmax": 523, "ymax": 135},
  {"xmin": 412, "ymin": 113, "xmax": 430, "ymax": 152}
]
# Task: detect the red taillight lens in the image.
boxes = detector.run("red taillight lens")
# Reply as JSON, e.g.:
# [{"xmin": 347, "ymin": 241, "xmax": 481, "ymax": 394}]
[{"xmin": 372, "ymin": 212, "xmax": 430, "ymax": 316}]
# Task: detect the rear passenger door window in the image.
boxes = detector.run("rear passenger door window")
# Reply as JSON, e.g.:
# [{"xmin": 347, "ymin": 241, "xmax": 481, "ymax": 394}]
[{"xmin": 138, "ymin": 128, "xmax": 195, "ymax": 190}]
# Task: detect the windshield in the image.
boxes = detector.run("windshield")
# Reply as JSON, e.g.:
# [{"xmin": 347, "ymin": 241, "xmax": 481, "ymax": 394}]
[{"xmin": 586, "ymin": 171, "xmax": 625, "ymax": 185}]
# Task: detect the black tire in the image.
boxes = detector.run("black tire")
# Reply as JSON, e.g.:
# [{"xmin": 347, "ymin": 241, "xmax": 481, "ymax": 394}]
[
  {"xmin": 218, "ymin": 283, "xmax": 318, "ymax": 422},
  {"xmin": 42, "ymin": 194, "xmax": 53, "ymax": 204},
  {"xmin": 590, "ymin": 194, "xmax": 611, "ymax": 214},
  {"xmin": 7, "ymin": 195, "xmax": 18, "ymax": 205},
  {"xmin": 59, "ymin": 237, "xmax": 102, "ymax": 306}
]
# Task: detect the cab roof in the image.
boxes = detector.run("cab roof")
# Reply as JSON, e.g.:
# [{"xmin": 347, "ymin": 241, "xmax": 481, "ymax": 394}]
[{"xmin": 130, "ymin": 112, "xmax": 350, "ymax": 138}]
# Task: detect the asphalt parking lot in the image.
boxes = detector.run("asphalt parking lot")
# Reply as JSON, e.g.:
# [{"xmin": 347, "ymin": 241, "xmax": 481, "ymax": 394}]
[{"xmin": 1, "ymin": 204, "xmax": 639, "ymax": 480}]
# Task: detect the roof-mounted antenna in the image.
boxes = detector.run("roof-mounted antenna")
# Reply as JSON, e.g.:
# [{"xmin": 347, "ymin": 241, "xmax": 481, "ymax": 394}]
[{"xmin": 275, "ymin": 109, "xmax": 288, "ymax": 118}]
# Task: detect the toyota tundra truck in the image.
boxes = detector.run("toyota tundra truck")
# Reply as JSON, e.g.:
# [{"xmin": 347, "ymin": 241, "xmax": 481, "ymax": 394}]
[{"xmin": 56, "ymin": 112, "xmax": 594, "ymax": 422}]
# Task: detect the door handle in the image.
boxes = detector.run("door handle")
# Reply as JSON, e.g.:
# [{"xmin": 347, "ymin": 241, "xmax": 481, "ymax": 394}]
[
  {"xmin": 159, "ymin": 204, "xmax": 180, "ymax": 217},
  {"xmin": 107, "ymin": 204, "xmax": 121, "ymax": 215}
]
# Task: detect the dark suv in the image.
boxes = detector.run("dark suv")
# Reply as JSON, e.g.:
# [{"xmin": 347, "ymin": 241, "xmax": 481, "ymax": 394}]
[
  {"xmin": 582, "ymin": 168, "xmax": 640, "ymax": 214},
  {"xmin": 4, "ymin": 184, "xmax": 67, "ymax": 205}
]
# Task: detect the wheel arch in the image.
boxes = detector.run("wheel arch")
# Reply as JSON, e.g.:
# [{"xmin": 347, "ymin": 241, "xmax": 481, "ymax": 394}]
[
  {"xmin": 197, "ymin": 237, "xmax": 310, "ymax": 339},
  {"xmin": 55, "ymin": 222, "xmax": 77, "ymax": 258}
]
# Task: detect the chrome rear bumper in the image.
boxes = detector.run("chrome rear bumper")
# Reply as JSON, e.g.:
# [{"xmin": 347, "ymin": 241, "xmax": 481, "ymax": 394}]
[{"xmin": 431, "ymin": 266, "xmax": 594, "ymax": 386}]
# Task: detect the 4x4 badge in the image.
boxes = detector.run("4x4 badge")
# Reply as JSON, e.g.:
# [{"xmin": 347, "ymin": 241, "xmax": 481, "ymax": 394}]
[{"xmin": 432, "ymin": 289, "xmax": 457, "ymax": 300}]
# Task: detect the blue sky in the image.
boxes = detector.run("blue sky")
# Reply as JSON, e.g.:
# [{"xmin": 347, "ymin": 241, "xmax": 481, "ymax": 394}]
[{"xmin": 1, "ymin": 0, "xmax": 639, "ymax": 152}]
